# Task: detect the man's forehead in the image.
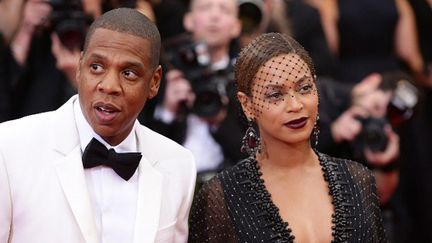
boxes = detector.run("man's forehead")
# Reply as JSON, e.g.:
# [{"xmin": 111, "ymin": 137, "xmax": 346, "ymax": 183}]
[{"xmin": 191, "ymin": 0, "xmax": 238, "ymax": 9}]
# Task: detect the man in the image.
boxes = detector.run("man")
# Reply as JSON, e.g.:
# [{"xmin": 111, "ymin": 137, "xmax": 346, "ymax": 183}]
[
  {"xmin": 147, "ymin": 0, "xmax": 244, "ymax": 175},
  {"xmin": 0, "ymin": 8, "xmax": 196, "ymax": 243},
  {"xmin": 318, "ymin": 73, "xmax": 401, "ymax": 202}
]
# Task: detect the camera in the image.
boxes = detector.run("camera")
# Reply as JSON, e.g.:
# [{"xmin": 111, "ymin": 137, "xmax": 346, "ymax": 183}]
[
  {"xmin": 355, "ymin": 71, "xmax": 418, "ymax": 152},
  {"xmin": 190, "ymin": 67, "xmax": 234, "ymax": 118},
  {"xmin": 163, "ymin": 34, "xmax": 234, "ymax": 118},
  {"xmin": 48, "ymin": 0, "xmax": 92, "ymax": 50},
  {"xmin": 356, "ymin": 116, "xmax": 389, "ymax": 152}
]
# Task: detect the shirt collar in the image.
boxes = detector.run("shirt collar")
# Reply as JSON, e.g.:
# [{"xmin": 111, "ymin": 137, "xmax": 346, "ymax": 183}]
[
  {"xmin": 73, "ymin": 98, "xmax": 138, "ymax": 153},
  {"xmin": 211, "ymin": 55, "xmax": 230, "ymax": 71}
]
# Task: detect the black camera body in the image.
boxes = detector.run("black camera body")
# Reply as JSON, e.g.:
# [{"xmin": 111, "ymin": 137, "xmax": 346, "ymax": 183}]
[
  {"xmin": 354, "ymin": 72, "xmax": 418, "ymax": 152},
  {"xmin": 356, "ymin": 116, "xmax": 389, "ymax": 152},
  {"xmin": 48, "ymin": 0, "xmax": 92, "ymax": 50},
  {"xmin": 190, "ymin": 67, "xmax": 234, "ymax": 118},
  {"xmin": 163, "ymin": 35, "xmax": 234, "ymax": 118}
]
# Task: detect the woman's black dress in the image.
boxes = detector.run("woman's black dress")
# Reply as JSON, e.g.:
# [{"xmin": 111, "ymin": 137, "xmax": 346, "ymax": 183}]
[{"xmin": 189, "ymin": 152, "xmax": 387, "ymax": 242}]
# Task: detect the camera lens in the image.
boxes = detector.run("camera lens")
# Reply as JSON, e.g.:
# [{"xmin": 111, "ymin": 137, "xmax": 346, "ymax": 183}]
[
  {"xmin": 359, "ymin": 117, "xmax": 388, "ymax": 152},
  {"xmin": 192, "ymin": 90, "xmax": 223, "ymax": 118},
  {"xmin": 49, "ymin": 0, "xmax": 90, "ymax": 50},
  {"xmin": 55, "ymin": 20, "xmax": 86, "ymax": 50}
]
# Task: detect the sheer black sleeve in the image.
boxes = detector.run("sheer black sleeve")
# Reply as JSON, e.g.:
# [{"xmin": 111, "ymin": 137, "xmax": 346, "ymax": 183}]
[
  {"xmin": 188, "ymin": 177, "xmax": 239, "ymax": 243},
  {"xmin": 346, "ymin": 161, "xmax": 388, "ymax": 242}
]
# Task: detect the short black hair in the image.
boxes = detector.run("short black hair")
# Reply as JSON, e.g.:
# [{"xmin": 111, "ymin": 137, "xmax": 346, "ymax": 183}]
[{"xmin": 83, "ymin": 8, "xmax": 161, "ymax": 69}]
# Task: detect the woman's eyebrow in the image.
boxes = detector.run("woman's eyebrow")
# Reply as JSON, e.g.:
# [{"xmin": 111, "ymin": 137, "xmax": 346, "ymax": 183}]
[
  {"xmin": 294, "ymin": 75, "xmax": 312, "ymax": 84},
  {"xmin": 263, "ymin": 83, "xmax": 284, "ymax": 90},
  {"xmin": 263, "ymin": 74, "xmax": 312, "ymax": 88}
]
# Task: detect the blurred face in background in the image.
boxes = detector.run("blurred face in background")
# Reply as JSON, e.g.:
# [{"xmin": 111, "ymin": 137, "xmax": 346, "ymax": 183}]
[{"xmin": 184, "ymin": 0, "xmax": 241, "ymax": 49}]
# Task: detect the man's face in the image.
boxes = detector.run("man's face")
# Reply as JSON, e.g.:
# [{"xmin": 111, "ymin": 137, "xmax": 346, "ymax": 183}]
[
  {"xmin": 77, "ymin": 28, "xmax": 161, "ymax": 145},
  {"xmin": 185, "ymin": 0, "xmax": 241, "ymax": 48}
]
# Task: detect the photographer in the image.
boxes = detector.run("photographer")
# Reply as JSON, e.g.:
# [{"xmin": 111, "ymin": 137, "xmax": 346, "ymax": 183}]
[
  {"xmin": 143, "ymin": 0, "xmax": 245, "ymax": 175},
  {"xmin": 5, "ymin": 0, "xmax": 150, "ymax": 120},
  {"xmin": 317, "ymin": 72, "xmax": 417, "ymax": 201},
  {"xmin": 317, "ymin": 71, "xmax": 420, "ymax": 241},
  {"xmin": 5, "ymin": 0, "xmax": 94, "ymax": 119}
]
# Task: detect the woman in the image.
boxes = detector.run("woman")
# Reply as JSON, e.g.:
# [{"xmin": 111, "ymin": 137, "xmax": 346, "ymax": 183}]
[{"xmin": 188, "ymin": 33, "xmax": 386, "ymax": 242}]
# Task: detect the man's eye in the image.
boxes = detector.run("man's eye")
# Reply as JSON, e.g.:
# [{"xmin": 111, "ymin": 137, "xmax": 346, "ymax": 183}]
[
  {"xmin": 90, "ymin": 64, "xmax": 103, "ymax": 73},
  {"xmin": 122, "ymin": 70, "xmax": 138, "ymax": 80}
]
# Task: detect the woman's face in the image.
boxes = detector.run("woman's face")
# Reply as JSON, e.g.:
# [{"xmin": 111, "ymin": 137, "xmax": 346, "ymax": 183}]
[{"xmin": 246, "ymin": 54, "xmax": 318, "ymax": 146}]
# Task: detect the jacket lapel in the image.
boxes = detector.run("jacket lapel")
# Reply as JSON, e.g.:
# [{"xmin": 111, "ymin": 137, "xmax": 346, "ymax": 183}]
[
  {"xmin": 52, "ymin": 97, "xmax": 163, "ymax": 243},
  {"xmin": 55, "ymin": 146, "xmax": 99, "ymax": 243},
  {"xmin": 52, "ymin": 95, "xmax": 99, "ymax": 243},
  {"xmin": 133, "ymin": 126, "xmax": 163, "ymax": 243}
]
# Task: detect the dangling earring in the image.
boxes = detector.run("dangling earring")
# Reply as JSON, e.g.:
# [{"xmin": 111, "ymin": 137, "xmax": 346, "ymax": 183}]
[
  {"xmin": 312, "ymin": 114, "xmax": 320, "ymax": 148},
  {"xmin": 241, "ymin": 119, "xmax": 260, "ymax": 157}
]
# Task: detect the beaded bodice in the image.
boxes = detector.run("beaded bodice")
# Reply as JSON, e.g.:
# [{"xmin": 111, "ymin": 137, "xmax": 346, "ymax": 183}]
[{"xmin": 189, "ymin": 152, "xmax": 387, "ymax": 243}]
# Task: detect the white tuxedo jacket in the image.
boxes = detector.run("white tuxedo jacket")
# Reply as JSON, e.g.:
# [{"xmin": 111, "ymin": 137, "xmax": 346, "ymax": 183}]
[{"xmin": 0, "ymin": 96, "xmax": 196, "ymax": 243}]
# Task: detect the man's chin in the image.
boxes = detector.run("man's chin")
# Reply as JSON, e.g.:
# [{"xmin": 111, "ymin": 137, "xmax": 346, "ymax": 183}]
[{"xmin": 93, "ymin": 126, "xmax": 116, "ymax": 139}]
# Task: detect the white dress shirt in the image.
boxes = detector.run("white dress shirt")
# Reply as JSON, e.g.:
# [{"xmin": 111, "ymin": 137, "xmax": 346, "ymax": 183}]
[{"xmin": 74, "ymin": 99, "xmax": 139, "ymax": 243}]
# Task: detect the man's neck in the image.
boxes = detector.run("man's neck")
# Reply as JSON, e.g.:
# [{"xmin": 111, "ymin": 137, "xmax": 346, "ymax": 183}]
[{"xmin": 209, "ymin": 45, "xmax": 230, "ymax": 65}]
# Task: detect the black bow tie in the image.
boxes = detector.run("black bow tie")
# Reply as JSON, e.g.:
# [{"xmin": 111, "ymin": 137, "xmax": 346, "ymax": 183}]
[{"xmin": 82, "ymin": 138, "xmax": 142, "ymax": 181}]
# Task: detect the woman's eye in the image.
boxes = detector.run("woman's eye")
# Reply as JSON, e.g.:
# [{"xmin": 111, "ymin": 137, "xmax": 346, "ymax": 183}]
[
  {"xmin": 122, "ymin": 70, "xmax": 138, "ymax": 80},
  {"xmin": 265, "ymin": 91, "xmax": 283, "ymax": 100},
  {"xmin": 299, "ymin": 84, "xmax": 313, "ymax": 94}
]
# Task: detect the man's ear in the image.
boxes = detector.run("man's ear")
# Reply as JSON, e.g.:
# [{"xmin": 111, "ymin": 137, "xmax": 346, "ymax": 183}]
[
  {"xmin": 75, "ymin": 51, "xmax": 84, "ymax": 88},
  {"xmin": 183, "ymin": 12, "xmax": 194, "ymax": 32},
  {"xmin": 148, "ymin": 65, "xmax": 162, "ymax": 99},
  {"xmin": 237, "ymin": 91, "xmax": 254, "ymax": 120}
]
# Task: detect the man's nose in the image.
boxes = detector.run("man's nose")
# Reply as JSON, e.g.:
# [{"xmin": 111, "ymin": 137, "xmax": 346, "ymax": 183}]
[
  {"xmin": 98, "ymin": 71, "xmax": 121, "ymax": 95},
  {"xmin": 209, "ymin": 6, "xmax": 221, "ymax": 19}
]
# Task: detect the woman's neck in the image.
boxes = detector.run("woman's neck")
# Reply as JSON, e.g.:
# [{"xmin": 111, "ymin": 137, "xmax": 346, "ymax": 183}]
[{"xmin": 257, "ymin": 139, "xmax": 317, "ymax": 170}]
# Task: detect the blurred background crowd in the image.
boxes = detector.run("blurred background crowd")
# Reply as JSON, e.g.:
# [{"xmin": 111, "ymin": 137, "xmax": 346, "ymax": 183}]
[{"xmin": 0, "ymin": 0, "xmax": 431, "ymax": 242}]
